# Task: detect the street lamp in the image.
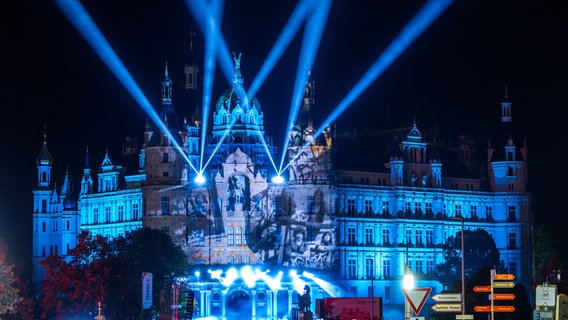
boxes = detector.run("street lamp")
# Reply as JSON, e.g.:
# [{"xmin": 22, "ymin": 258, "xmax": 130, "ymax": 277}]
[
  {"xmin": 403, "ymin": 264, "xmax": 414, "ymax": 320},
  {"xmin": 452, "ymin": 216, "xmax": 465, "ymax": 315}
]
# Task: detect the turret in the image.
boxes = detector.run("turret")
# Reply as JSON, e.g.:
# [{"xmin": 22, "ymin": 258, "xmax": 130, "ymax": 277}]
[
  {"xmin": 487, "ymin": 87, "xmax": 528, "ymax": 192},
  {"xmin": 80, "ymin": 147, "xmax": 93, "ymax": 195},
  {"xmin": 36, "ymin": 131, "xmax": 53, "ymax": 189}
]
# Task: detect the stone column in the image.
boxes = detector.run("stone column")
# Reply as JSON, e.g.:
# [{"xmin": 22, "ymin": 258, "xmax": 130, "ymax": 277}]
[
  {"xmin": 267, "ymin": 290, "xmax": 273, "ymax": 318},
  {"xmin": 272, "ymin": 290, "xmax": 279, "ymax": 319},
  {"xmin": 199, "ymin": 290, "xmax": 205, "ymax": 317},
  {"xmin": 222, "ymin": 290, "xmax": 227, "ymax": 319},
  {"xmin": 288, "ymin": 289, "xmax": 294, "ymax": 315},
  {"xmin": 204, "ymin": 290, "xmax": 211, "ymax": 317},
  {"xmin": 251, "ymin": 290, "xmax": 257, "ymax": 320}
]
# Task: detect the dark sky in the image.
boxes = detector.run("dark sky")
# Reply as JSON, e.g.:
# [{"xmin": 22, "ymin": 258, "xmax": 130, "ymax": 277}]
[{"xmin": 1, "ymin": 0, "xmax": 566, "ymax": 261}]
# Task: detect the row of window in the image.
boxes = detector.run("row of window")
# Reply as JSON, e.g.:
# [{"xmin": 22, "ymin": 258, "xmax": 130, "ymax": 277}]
[
  {"xmin": 343, "ymin": 226, "xmax": 519, "ymax": 249},
  {"xmin": 346, "ymin": 258, "xmax": 435, "ymax": 280},
  {"xmin": 87, "ymin": 203, "xmax": 140, "ymax": 224},
  {"xmin": 343, "ymin": 198, "xmax": 517, "ymax": 222},
  {"xmin": 39, "ymin": 243, "xmax": 71, "ymax": 257},
  {"xmin": 35, "ymin": 220, "xmax": 72, "ymax": 232},
  {"xmin": 345, "ymin": 227, "xmax": 436, "ymax": 246}
]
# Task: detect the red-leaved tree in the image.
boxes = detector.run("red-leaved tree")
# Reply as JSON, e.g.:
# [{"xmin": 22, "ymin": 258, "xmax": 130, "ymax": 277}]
[{"xmin": 39, "ymin": 230, "xmax": 123, "ymax": 319}]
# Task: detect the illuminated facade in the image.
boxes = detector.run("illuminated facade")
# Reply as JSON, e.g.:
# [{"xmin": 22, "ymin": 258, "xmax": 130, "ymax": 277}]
[{"xmin": 32, "ymin": 55, "xmax": 530, "ymax": 318}]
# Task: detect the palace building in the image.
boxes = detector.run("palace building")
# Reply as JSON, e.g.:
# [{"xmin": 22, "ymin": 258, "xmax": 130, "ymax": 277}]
[{"xmin": 32, "ymin": 52, "xmax": 531, "ymax": 319}]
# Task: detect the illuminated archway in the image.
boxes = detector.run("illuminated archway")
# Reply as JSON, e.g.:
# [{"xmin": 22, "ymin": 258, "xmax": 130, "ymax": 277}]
[{"xmin": 226, "ymin": 290, "xmax": 252, "ymax": 318}]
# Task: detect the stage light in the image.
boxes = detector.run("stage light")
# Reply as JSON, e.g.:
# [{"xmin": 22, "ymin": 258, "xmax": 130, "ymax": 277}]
[
  {"xmin": 194, "ymin": 173, "xmax": 206, "ymax": 184},
  {"xmin": 223, "ymin": 268, "xmax": 238, "ymax": 287},
  {"xmin": 260, "ymin": 270, "xmax": 282, "ymax": 291},
  {"xmin": 271, "ymin": 175, "xmax": 285, "ymax": 184},
  {"xmin": 289, "ymin": 270, "xmax": 307, "ymax": 293},
  {"xmin": 240, "ymin": 266, "xmax": 258, "ymax": 288}
]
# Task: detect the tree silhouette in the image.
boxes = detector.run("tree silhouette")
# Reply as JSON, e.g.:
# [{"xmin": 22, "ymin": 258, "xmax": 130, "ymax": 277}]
[
  {"xmin": 0, "ymin": 238, "xmax": 22, "ymax": 316},
  {"xmin": 434, "ymin": 228, "xmax": 503, "ymax": 288},
  {"xmin": 39, "ymin": 228, "xmax": 189, "ymax": 319},
  {"xmin": 109, "ymin": 227, "xmax": 190, "ymax": 318},
  {"xmin": 39, "ymin": 231, "xmax": 120, "ymax": 319}
]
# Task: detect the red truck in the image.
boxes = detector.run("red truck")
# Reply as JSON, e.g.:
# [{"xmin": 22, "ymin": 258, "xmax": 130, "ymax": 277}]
[{"xmin": 315, "ymin": 297, "xmax": 382, "ymax": 320}]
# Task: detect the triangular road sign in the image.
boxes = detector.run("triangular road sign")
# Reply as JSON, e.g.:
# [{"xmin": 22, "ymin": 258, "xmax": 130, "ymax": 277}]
[{"xmin": 402, "ymin": 288, "xmax": 432, "ymax": 315}]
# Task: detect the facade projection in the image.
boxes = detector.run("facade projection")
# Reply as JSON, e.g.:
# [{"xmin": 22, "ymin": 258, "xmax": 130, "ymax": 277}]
[{"xmin": 32, "ymin": 54, "xmax": 531, "ymax": 319}]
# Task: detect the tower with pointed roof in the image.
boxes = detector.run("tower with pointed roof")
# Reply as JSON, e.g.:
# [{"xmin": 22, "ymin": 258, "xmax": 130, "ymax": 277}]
[
  {"xmin": 487, "ymin": 87, "xmax": 528, "ymax": 194},
  {"xmin": 142, "ymin": 62, "xmax": 192, "ymax": 247},
  {"xmin": 32, "ymin": 132, "xmax": 79, "ymax": 294}
]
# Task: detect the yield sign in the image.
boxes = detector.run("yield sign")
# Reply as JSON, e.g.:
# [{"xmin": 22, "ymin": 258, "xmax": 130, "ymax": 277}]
[{"xmin": 402, "ymin": 288, "xmax": 432, "ymax": 315}]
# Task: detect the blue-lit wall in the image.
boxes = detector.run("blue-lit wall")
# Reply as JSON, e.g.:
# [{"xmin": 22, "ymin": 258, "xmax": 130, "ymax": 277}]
[{"xmin": 32, "ymin": 63, "xmax": 531, "ymax": 318}]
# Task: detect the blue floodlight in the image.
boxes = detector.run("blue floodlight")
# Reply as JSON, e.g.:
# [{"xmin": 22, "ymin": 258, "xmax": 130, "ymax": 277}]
[
  {"xmin": 271, "ymin": 175, "xmax": 285, "ymax": 184},
  {"xmin": 194, "ymin": 173, "xmax": 206, "ymax": 185}
]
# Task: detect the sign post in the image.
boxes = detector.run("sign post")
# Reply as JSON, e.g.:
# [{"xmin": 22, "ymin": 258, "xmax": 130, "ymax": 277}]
[
  {"xmin": 431, "ymin": 293, "xmax": 462, "ymax": 313},
  {"xmin": 473, "ymin": 269, "xmax": 517, "ymax": 319}
]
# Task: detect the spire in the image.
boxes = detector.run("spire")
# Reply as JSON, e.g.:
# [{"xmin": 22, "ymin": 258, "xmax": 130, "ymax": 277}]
[
  {"xmin": 36, "ymin": 125, "xmax": 53, "ymax": 166},
  {"xmin": 81, "ymin": 146, "xmax": 93, "ymax": 195},
  {"xmin": 161, "ymin": 60, "xmax": 173, "ymax": 106},
  {"xmin": 61, "ymin": 165, "xmax": 71, "ymax": 196},
  {"xmin": 185, "ymin": 32, "xmax": 199, "ymax": 90},
  {"xmin": 501, "ymin": 85, "xmax": 512, "ymax": 123},
  {"xmin": 36, "ymin": 126, "xmax": 53, "ymax": 189},
  {"xmin": 101, "ymin": 148, "xmax": 114, "ymax": 170},
  {"xmin": 84, "ymin": 146, "xmax": 90, "ymax": 169}
]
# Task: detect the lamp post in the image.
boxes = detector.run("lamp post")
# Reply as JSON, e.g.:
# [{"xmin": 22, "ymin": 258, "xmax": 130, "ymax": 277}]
[
  {"xmin": 452, "ymin": 216, "xmax": 465, "ymax": 315},
  {"xmin": 403, "ymin": 264, "xmax": 414, "ymax": 320}
]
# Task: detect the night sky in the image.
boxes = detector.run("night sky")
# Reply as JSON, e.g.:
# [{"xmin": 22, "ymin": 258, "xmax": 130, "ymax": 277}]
[{"xmin": 1, "ymin": 0, "xmax": 566, "ymax": 262}]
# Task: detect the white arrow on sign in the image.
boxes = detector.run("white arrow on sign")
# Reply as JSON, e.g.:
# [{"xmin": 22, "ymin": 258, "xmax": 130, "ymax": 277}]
[{"xmin": 431, "ymin": 293, "xmax": 461, "ymax": 302}]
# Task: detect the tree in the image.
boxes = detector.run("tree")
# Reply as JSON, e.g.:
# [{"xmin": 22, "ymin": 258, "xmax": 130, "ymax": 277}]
[
  {"xmin": 110, "ymin": 228, "xmax": 190, "ymax": 318},
  {"xmin": 39, "ymin": 231, "xmax": 120, "ymax": 319},
  {"xmin": 533, "ymin": 224, "xmax": 567, "ymax": 293},
  {"xmin": 38, "ymin": 228, "xmax": 189, "ymax": 319},
  {"xmin": 0, "ymin": 238, "xmax": 23, "ymax": 317},
  {"xmin": 434, "ymin": 228, "xmax": 503, "ymax": 288},
  {"xmin": 0, "ymin": 239, "xmax": 36, "ymax": 320}
]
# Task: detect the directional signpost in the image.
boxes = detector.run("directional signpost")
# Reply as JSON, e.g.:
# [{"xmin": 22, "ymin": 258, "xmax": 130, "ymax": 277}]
[
  {"xmin": 473, "ymin": 286, "xmax": 491, "ymax": 293},
  {"xmin": 432, "ymin": 293, "xmax": 461, "ymax": 302},
  {"xmin": 432, "ymin": 303, "xmax": 462, "ymax": 312},
  {"xmin": 474, "ymin": 305, "xmax": 515, "ymax": 313},
  {"xmin": 492, "ymin": 281, "xmax": 515, "ymax": 289},
  {"xmin": 494, "ymin": 273, "xmax": 515, "ymax": 281},
  {"xmin": 473, "ymin": 270, "xmax": 517, "ymax": 316},
  {"xmin": 431, "ymin": 293, "xmax": 462, "ymax": 313},
  {"xmin": 491, "ymin": 293, "xmax": 515, "ymax": 301}
]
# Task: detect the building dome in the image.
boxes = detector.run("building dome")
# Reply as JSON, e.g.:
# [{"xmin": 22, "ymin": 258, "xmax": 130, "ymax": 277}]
[
  {"xmin": 215, "ymin": 88, "xmax": 262, "ymax": 115},
  {"xmin": 211, "ymin": 53, "xmax": 264, "ymax": 132},
  {"xmin": 62, "ymin": 195, "xmax": 77, "ymax": 210}
]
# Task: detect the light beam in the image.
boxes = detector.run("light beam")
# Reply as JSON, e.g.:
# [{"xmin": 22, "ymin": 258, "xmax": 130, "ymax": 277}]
[
  {"xmin": 284, "ymin": 0, "xmax": 453, "ymax": 169},
  {"xmin": 54, "ymin": 0, "xmax": 200, "ymax": 176}
]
